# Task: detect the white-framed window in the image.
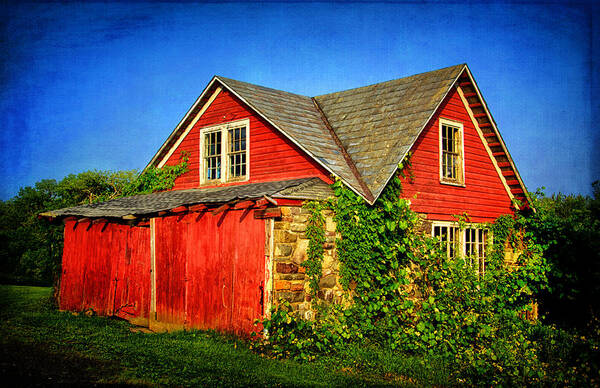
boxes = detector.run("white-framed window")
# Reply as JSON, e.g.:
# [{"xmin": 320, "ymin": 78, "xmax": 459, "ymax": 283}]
[
  {"xmin": 432, "ymin": 221, "xmax": 490, "ymax": 275},
  {"xmin": 439, "ymin": 118, "xmax": 465, "ymax": 185},
  {"xmin": 199, "ymin": 119, "xmax": 249, "ymax": 184}
]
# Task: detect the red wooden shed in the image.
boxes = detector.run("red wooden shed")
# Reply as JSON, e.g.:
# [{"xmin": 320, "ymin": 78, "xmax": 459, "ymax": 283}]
[{"xmin": 42, "ymin": 64, "xmax": 531, "ymax": 333}]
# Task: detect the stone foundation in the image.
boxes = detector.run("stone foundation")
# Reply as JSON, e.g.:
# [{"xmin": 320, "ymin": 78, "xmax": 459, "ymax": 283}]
[{"xmin": 270, "ymin": 206, "xmax": 344, "ymax": 319}]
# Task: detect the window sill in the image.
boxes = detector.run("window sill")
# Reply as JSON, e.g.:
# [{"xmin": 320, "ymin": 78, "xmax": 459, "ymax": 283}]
[
  {"xmin": 440, "ymin": 180, "xmax": 466, "ymax": 188},
  {"xmin": 198, "ymin": 177, "xmax": 249, "ymax": 187}
]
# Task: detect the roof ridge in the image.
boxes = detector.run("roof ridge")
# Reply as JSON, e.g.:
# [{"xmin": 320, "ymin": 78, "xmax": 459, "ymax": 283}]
[
  {"xmin": 314, "ymin": 63, "xmax": 466, "ymax": 98},
  {"xmin": 311, "ymin": 97, "xmax": 375, "ymax": 203}
]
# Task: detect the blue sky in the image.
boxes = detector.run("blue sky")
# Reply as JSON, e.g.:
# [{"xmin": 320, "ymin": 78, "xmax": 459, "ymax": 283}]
[{"xmin": 1, "ymin": 1, "xmax": 598, "ymax": 199}]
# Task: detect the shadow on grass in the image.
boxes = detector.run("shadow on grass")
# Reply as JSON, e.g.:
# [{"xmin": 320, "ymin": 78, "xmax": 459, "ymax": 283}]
[{"xmin": 0, "ymin": 340, "xmax": 139, "ymax": 387}]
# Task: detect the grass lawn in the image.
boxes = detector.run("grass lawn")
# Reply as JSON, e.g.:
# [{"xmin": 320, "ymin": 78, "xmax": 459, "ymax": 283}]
[{"xmin": 0, "ymin": 285, "xmax": 448, "ymax": 387}]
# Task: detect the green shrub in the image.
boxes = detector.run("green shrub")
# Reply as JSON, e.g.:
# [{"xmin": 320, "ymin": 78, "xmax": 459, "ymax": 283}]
[{"xmin": 258, "ymin": 171, "xmax": 558, "ymax": 385}]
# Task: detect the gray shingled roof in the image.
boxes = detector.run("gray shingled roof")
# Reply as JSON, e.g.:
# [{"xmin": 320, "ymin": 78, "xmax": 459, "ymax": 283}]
[
  {"xmin": 314, "ymin": 64, "xmax": 465, "ymax": 199},
  {"xmin": 216, "ymin": 77, "xmax": 364, "ymax": 196},
  {"xmin": 216, "ymin": 65, "xmax": 465, "ymax": 202},
  {"xmin": 42, "ymin": 178, "xmax": 332, "ymax": 219}
]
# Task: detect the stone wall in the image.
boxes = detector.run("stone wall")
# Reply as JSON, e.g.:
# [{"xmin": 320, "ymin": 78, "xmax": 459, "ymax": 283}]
[{"xmin": 271, "ymin": 206, "xmax": 344, "ymax": 319}]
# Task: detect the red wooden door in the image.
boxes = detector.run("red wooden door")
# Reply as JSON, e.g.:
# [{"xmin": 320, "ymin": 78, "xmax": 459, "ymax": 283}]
[
  {"xmin": 154, "ymin": 217, "xmax": 187, "ymax": 326},
  {"xmin": 153, "ymin": 209, "xmax": 265, "ymax": 334},
  {"xmin": 60, "ymin": 220, "xmax": 151, "ymax": 321},
  {"xmin": 112, "ymin": 225, "xmax": 151, "ymax": 321}
]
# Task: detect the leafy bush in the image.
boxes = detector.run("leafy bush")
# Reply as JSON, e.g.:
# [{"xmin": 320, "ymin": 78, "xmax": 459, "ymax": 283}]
[
  {"xmin": 258, "ymin": 172, "xmax": 564, "ymax": 385},
  {"xmin": 525, "ymin": 183, "xmax": 600, "ymax": 330}
]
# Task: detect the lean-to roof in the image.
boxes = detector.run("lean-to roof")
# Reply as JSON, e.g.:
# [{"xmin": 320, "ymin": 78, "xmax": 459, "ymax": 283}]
[{"xmin": 41, "ymin": 178, "xmax": 331, "ymax": 219}]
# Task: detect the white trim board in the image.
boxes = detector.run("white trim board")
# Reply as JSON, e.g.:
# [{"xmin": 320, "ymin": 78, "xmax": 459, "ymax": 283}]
[
  {"xmin": 456, "ymin": 86, "xmax": 518, "ymax": 209},
  {"xmin": 157, "ymin": 86, "xmax": 222, "ymax": 168}
]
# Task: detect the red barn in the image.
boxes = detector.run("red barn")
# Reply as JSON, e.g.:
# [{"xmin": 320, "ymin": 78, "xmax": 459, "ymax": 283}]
[{"xmin": 42, "ymin": 64, "xmax": 530, "ymax": 334}]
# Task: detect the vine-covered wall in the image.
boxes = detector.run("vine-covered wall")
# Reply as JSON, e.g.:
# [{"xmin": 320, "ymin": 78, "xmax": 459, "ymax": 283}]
[{"xmin": 270, "ymin": 206, "xmax": 343, "ymax": 319}]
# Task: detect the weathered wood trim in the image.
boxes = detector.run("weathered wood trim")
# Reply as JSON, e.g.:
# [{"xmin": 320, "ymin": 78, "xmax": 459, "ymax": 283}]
[
  {"xmin": 157, "ymin": 86, "xmax": 222, "ymax": 168},
  {"xmin": 462, "ymin": 66, "xmax": 531, "ymax": 208},
  {"xmin": 456, "ymin": 86, "xmax": 517, "ymax": 209}
]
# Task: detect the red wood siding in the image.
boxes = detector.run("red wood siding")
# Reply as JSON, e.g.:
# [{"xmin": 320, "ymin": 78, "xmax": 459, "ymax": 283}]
[
  {"xmin": 59, "ymin": 220, "xmax": 151, "ymax": 321},
  {"xmin": 163, "ymin": 89, "xmax": 331, "ymax": 190},
  {"xmin": 153, "ymin": 209, "xmax": 266, "ymax": 335},
  {"xmin": 400, "ymin": 87, "xmax": 514, "ymax": 223}
]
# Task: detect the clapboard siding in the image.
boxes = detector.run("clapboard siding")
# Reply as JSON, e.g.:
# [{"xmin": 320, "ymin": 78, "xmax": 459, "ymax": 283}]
[
  {"xmin": 401, "ymin": 87, "xmax": 513, "ymax": 223},
  {"xmin": 163, "ymin": 89, "xmax": 331, "ymax": 190}
]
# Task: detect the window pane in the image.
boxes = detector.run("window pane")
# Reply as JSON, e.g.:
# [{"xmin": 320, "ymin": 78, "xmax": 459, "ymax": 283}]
[
  {"xmin": 441, "ymin": 124, "xmax": 461, "ymax": 181},
  {"xmin": 204, "ymin": 131, "xmax": 221, "ymax": 180},
  {"xmin": 228, "ymin": 126, "xmax": 247, "ymax": 178}
]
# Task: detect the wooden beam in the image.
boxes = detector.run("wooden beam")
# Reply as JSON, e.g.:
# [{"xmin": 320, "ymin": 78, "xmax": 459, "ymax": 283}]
[
  {"xmin": 270, "ymin": 198, "xmax": 304, "ymax": 206},
  {"xmin": 263, "ymin": 195, "xmax": 278, "ymax": 205},
  {"xmin": 122, "ymin": 214, "xmax": 137, "ymax": 220},
  {"xmin": 254, "ymin": 207, "xmax": 282, "ymax": 219},
  {"xmin": 158, "ymin": 211, "xmax": 169, "ymax": 216},
  {"xmin": 254, "ymin": 198, "xmax": 268, "ymax": 207},
  {"xmin": 38, "ymin": 211, "xmax": 57, "ymax": 219},
  {"xmin": 233, "ymin": 200, "xmax": 255, "ymax": 209},
  {"xmin": 170, "ymin": 205, "xmax": 188, "ymax": 213},
  {"xmin": 76, "ymin": 217, "xmax": 90, "ymax": 224},
  {"xmin": 188, "ymin": 204, "xmax": 207, "ymax": 212},
  {"xmin": 92, "ymin": 218, "xmax": 108, "ymax": 224},
  {"xmin": 211, "ymin": 202, "xmax": 231, "ymax": 215}
]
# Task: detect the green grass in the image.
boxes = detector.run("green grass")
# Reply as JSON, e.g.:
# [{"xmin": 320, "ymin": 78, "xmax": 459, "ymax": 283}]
[{"xmin": 0, "ymin": 285, "xmax": 448, "ymax": 387}]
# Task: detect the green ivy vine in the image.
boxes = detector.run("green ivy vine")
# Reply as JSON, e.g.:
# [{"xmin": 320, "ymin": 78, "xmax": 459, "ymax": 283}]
[
  {"xmin": 260, "ymin": 161, "xmax": 552, "ymax": 385},
  {"xmin": 121, "ymin": 151, "xmax": 190, "ymax": 197},
  {"xmin": 302, "ymin": 200, "xmax": 327, "ymax": 296}
]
